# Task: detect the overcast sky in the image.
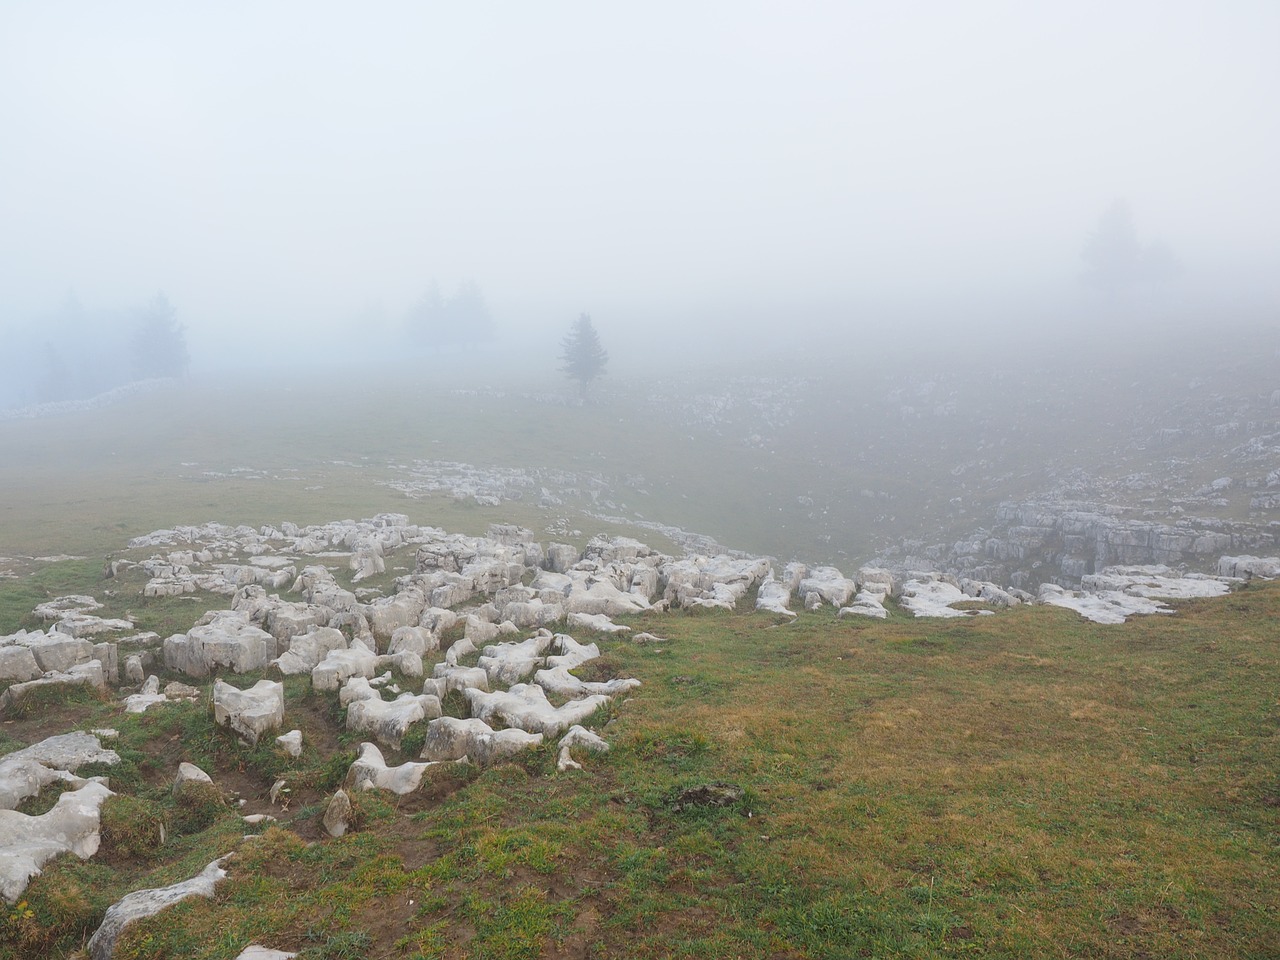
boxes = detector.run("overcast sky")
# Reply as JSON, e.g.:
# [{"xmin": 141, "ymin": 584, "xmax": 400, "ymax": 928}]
[{"xmin": 1, "ymin": 1, "xmax": 1277, "ymax": 363}]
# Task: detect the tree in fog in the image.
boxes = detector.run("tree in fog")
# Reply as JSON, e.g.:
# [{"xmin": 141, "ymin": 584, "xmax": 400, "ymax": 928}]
[
  {"xmin": 405, "ymin": 280, "xmax": 495, "ymax": 348},
  {"xmin": 131, "ymin": 293, "xmax": 189, "ymax": 379},
  {"xmin": 559, "ymin": 313, "xmax": 608, "ymax": 396},
  {"xmin": 1080, "ymin": 199, "xmax": 1180, "ymax": 292}
]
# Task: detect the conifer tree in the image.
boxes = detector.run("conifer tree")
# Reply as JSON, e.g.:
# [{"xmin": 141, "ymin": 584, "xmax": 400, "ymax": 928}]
[{"xmin": 558, "ymin": 313, "xmax": 608, "ymax": 396}]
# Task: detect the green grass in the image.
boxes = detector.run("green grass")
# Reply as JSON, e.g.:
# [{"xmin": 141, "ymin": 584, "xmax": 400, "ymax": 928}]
[
  {"xmin": 2, "ymin": 352, "xmax": 1279, "ymax": 957},
  {"xmin": 4, "ymin": 581, "xmax": 1272, "ymax": 959}
]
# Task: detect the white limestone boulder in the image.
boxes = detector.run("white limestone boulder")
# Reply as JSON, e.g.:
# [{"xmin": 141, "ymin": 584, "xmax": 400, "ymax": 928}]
[
  {"xmin": 271, "ymin": 627, "xmax": 347, "ymax": 676},
  {"xmin": 0, "ymin": 732, "xmax": 119, "ymax": 811},
  {"xmin": 0, "ymin": 781, "xmax": 114, "ymax": 902},
  {"xmin": 323, "ymin": 789, "xmax": 352, "ymax": 837},
  {"xmin": 164, "ymin": 611, "xmax": 277, "ymax": 678},
  {"xmin": 1038, "ymin": 583, "xmax": 1171, "ymax": 625},
  {"xmin": 556, "ymin": 724, "xmax": 610, "ymax": 772},
  {"xmin": 1217, "ymin": 555, "xmax": 1279, "ymax": 580},
  {"xmin": 433, "ymin": 665, "xmax": 489, "ymax": 695},
  {"xmin": 311, "ymin": 639, "xmax": 379, "ymax": 692},
  {"xmin": 0, "ymin": 660, "xmax": 105, "ymax": 715},
  {"xmin": 567, "ymin": 612, "xmax": 631, "ymax": 634},
  {"xmin": 477, "ymin": 631, "xmax": 555, "ymax": 687},
  {"xmin": 755, "ymin": 575, "xmax": 795, "ymax": 617},
  {"xmin": 388, "ymin": 625, "xmax": 439, "ymax": 658},
  {"xmin": 900, "ymin": 576, "xmax": 993, "ymax": 618},
  {"xmin": 349, "ymin": 742, "xmax": 436, "ymax": 795},
  {"xmin": 212, "ymin": 679, "xmax": 285, "ymax": 746},
  {"xmin": 344, "ymin": 688, "xmax": 440, "ymax": 749},
  {"xmin": 534, "ymin": 666, "xmax": 641, "ymax": 699},
  {"xmin": 276, "ymin": 729, "xmax": 303, "ymax": 758},
  {"xmin": 0, "ymin": 645, "xmax": 41, "ymax": 683},
  {"xmin": 87, "ymin": 857, "xmax": 227, "ymax": 960},
  {"xmin": 796, "ymin": 566, "xmax": 858, "ymax": 608},
  {"xmin": 418, "ymin": 716, "xmax": 543, "ymax": 765},
  {"xmin": 464, "ymin": 683, "xmax": 610, "ymax": 738},
  {"xmin": 546, "ymin": 634, "xmax": 600, "ymax": 670}
]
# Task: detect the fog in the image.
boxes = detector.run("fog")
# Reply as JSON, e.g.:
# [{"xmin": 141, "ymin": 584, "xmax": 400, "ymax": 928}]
[{"xmin": 2, "ymin": 1, "xmax": 1278, "ymax": 394}]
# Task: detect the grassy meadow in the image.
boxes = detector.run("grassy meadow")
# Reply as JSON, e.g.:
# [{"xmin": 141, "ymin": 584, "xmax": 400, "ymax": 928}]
[
  {"xmin": 3, "ymin": 570, "xmax": 1277, "ymax": 959},
  {"xmin": 1, "ymin": 357, "xmax": 1278, "ymax": 958}
]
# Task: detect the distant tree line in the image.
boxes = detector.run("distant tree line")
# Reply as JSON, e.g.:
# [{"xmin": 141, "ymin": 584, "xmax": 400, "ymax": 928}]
[
  {"xmin": 403, "ymin": 280, "xmax": 495, "ymax": 349},
  {"xmin": 0, "ymin": 292, "xmax": 189, "ymax": 409}
]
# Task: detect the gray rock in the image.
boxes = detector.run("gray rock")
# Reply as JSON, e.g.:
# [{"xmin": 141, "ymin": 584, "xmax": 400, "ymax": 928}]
[
  {"xmin": 0, "ymin": 732, "xmax": 120, "ymax": 811},
  {"xmin": 276, "ymin": 730, "xmax": 303, "ymax": 759},
  {"xmin": 349, "ymin": 742, "xmax": 435, "ymax": 795},
  {"xmin": 212, "ymin": 679, "xmax": 285, "ymax": 746},
  {"xmin": 87, "ymin": 857, "xmax": 227, "ymax": 960},
  {"xmin": 419, "ymin": 716, "xmax": 543, "ymax": 764},
  {"xmin": 323, "ymin": 789, "xmax": 352, "ymax": 838},
  {"xmin": 0, "ymin": 781, "xmax": 114, "ymax": 902}
]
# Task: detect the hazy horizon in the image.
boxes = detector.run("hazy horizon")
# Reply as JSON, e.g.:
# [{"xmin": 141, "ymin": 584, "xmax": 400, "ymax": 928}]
[{"xmin": 3, "ymin": 2, "xmax": 1278, "ymax": 383}]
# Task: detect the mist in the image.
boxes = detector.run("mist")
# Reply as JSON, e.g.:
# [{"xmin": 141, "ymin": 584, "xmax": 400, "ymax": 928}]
[{"xmin": 1, "ymin": 0, "xmax": 1277, "ymax": 386}]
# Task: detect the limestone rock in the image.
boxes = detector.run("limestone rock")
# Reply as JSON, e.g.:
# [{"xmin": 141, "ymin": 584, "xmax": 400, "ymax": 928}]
[
  {"xmin": 349, "ymin": 742, "xmax": 435, "ymax": 795},
  {"xmin": 236, "ymin": 946, "xmax": 297, "ymax": 959},
  {"xmin": 477, "ymin": 631, "xmax": 554, "ymax": 686},
  {"xmin": 344, "ymin": 689, "xmax": 440, "ymax": 749},
  {"xmin": 311, "ymin": 639, "xmax": 379, "ymax": 692},
  {"xmin": 276, "ymin": 730, "xmax": 303, "ymax": 758},
  {"xmin": 567, "ymin": 612, "xmax": 631, "ymax": 634},
  {"xmin": 172, "ymin": 761, "xmax": 215, "ymax": 798},
  {"xmin": 323, "ymin": 789, "xmax": 352, "ymax": 838},
  {"xmin": 0, "ymin": 645, "xmax": 41, "ymax": 683},
  {"xmin": 212, "ymin": 679, "xmax": 285, "ymax": 746},
  {"xmin": 434, "ymin": 665, "xmax": 489, "ymax": 695},
  {"xmin": 419, "ymin": 716, "xmax": 543, "ymax": 765},
  {"xmin": 271, "ymin": 627, "xmax": 347, "ymax": 676},
  {"xmin": 0, "ymin": 732, "xmax": 119, "ymax": 811},
  {"xmin": 755, "ymin": 575, "xmax": 795, "ymax": 617},
  {"xmin": 556, "ymin": 724, "xmax": 610, "ymax": 772},
  {"xmin": 796, "ymin": 566, "xmax": 858, "ymax": 608},
  {"xmin": 87, "ymin": 857, "xmax": 227, "ymax": 960},
  {"xmin": 534, "ymin": 666, "xmax": 640, "ymax": 700},
  {"xmin": 464, "ymin": 683, "xmax": 610, "ymax": 738},
  {"xmin": 164, "ymin": 611, "xmax": 277, "ymax": 678},
  {"xmin": 0, "ymin": 781, "xmax": 114, "ymax": 902},
  {"xmin": 546, "ymin": 634, "xmax": 599, "ymax": 670},
  {"xmin": 0, "ymin": 660, "xmax": 105, "ymax": 715}
]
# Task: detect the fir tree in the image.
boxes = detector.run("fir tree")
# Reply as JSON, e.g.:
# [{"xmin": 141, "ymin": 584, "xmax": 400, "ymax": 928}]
[{"xmin": 559, "ymin": 313, "xmax": 608, "ymax": 397}]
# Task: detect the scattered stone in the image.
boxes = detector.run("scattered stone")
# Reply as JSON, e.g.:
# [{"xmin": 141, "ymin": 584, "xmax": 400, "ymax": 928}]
[
  {"xmin": 164, "ymin": 610, "xmax": 277, "ymax": 678},
  {"xmin": 212, "ymin": 679, "xmax": 285, "ymax": 746},
  {"xmin": 0, "ymin": 732, "xmax": 120, "ymax": 811},
  {"xmin": 323, "ymin": 789, "xmax": 352, "ymax": 838},
  {"xmin": 235, "ymin": 946, "xmax": 297, "ymax": 960},
  {"xmin": 556, "ymin": 725, "xmax": 610, "ymax": 772},
  {"xmin": 0, "ymin": 781, "xmax": 114, "ymax": 902},
  {"xmin": 276, "ymin": 730, "xmax": 303, "ymax": 759},
  {"xmin": 0, "ymin": 660, "xmax": 106, "ymax": 715},
  {"xmin": 87, "ymin": 857, "xmax": 227, "ymax": 960},
  {"xmin": 418, "ymin": 716, "xmax": 543, "ymax": 764},
  {"xmin": 567, "ymin": 612, "xmax": 631, "ymax": 634},
  {"xmin": 349, "ymin": 742, "xmax": 436, "ymax": 794},
  {"xmin": 172, "ymin": 762, "xmax": 215, "ymax": 799},
  {"xmin": 465, "ymin": 683, "xmax": 610, "ymax": 738}
]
